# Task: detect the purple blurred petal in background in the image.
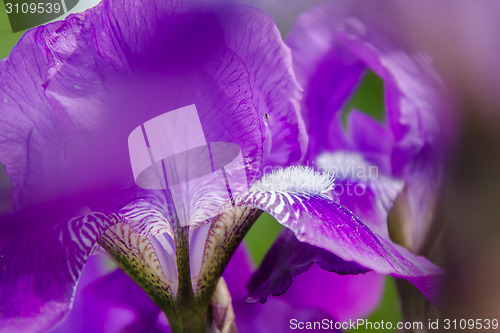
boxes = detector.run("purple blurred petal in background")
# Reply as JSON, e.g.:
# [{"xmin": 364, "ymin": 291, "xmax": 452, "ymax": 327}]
[{"xmin": 287, "ymin": 0, "xmax": 453, "ymax": 253}]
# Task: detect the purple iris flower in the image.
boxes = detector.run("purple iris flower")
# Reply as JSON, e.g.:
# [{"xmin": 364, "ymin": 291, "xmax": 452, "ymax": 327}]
[{"xmin": 0, "ymin": 0, "xmax": 443, "ymax": 332}]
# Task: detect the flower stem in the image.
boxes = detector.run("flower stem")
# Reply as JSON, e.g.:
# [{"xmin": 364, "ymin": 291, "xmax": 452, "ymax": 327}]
[{"xmin": 166, "ymin": 226, "xmax": 211, "ymax": 333}]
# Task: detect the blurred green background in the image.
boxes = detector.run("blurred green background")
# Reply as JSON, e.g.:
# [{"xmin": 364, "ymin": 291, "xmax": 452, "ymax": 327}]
[
  {"xmin": 0, "ymin": 7, "xmax": 23, "ymax": 57},
  {"xmin": 0, "ymin": 7, "xmax": 401, "ymax": 332}
]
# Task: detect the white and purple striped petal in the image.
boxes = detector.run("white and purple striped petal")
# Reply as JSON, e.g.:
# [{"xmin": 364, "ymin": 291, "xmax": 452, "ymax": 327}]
[
  {"xmin": 0, "ymin": 212, "xmax": 121, "ymax": 332},
  {"xmin": 228, "ymin": 168, "xmax": 443, "ymax": 305}
]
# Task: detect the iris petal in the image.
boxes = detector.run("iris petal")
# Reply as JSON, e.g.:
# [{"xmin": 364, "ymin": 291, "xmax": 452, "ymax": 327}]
[
  {"xmin": 228, "ymin": 173, "xmax": 443, "ymax": 304},
  {"xmin": 0, "ymin": 212, "xmax": 121, "ymax": 332}
]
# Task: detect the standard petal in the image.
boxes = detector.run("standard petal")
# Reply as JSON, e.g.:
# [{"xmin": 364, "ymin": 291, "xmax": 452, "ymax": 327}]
[
  {"xmin": 229, "ymin": 183, "xmax": 443, "ymax": 304},
  {"xmin": 288, "ymin": 0, "xmax": 449, "ymax": 172},
  {"xmin": 287, "ymin": 0, "xmax": 452, "ymax": 251},
  {"xmin": 293, "ymin": 46, "xmax": 366, "ymax": 159},
  {"xmin": 0, "ymin": 212, "xmax": 121, "ymax": 332},
  {"xmin": 331, "ymin": 110, "xmax": 395, "ymax": 174},
  {"xmin": 220, "ymin": 5, "xmax": 307, "ymax": 167},
  {"xmin": 0, "ymin": 0, "xmax": 271, "ymax": 213}
]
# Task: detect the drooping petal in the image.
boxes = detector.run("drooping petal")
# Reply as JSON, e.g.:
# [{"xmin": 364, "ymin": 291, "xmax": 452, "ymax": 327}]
[
  {"xmin": 224, "ymin": 243, "xmax": 342, "ymax": 333},
  {"xmin": 247, "ymin": 228, "xmax": 369, "ymax": 303},
  {"xmin": 228, "ymin": 169, "xmax": 443, "ymax": 304},
  {"xmin": 0, "ymin": 212, "xmax": 121, "ymax": 332},
  {"xmin": 50, "ymin": 262, "xmax": 170, "ymax": 333},
  {"xmin": 247, "ymin": 228, "xmax": 385, "ymax": 322},
  {"xmin": 281, "ymin": 265, "xmax": 385, "ymax": 324},
  {"xmin": 0, "ymin": 9, "xmax": 261, "ymax": 209}
]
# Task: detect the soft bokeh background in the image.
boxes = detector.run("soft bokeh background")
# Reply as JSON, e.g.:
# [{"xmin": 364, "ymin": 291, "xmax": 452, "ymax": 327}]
[{"xmin": 2, "ymin": 1, "xmax": 500, "ymax": 332}]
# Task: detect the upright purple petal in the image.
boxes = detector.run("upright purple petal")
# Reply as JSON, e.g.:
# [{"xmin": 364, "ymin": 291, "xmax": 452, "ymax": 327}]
[
  {"xmin": 289, "ymin": 0, "xmax": 449, "ymax": 169},
  {"xmin": 298, "ymin": 48, "xmax": 366, "ymax": 160},
  {"xmin": 329, "ymin": 110, "xmax": 395, "ymax": 174},
  {"xmin": 219, "ymin": 5, "xmax": 307, "ymax": 167},
  {"xmin": 287, "ymin": 0, "xmax": 452, "ymax": 251},
  {"xmin": 0, "ymin": 0, "xmax": 305, "ymax": 217}
]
